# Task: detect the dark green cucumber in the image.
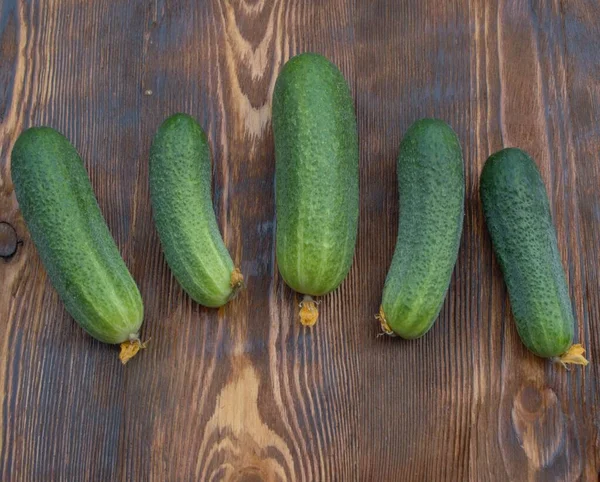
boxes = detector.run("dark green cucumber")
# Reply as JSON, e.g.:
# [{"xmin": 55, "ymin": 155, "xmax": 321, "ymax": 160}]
[
  {"xmin": 149, "ymin": 113, "xmax": 242, "ymax": 308},
  {"xmin": 379, "ymin": 119, "xmax": 464, "ymax": 339},
  {"xmin": 11, "ymin": 127, "xmax": 144, "ymax": 354},
  {"xmin": 480, "ymin": 148, "xmax": 587, "ymax": 365},
  {"xmin": 273, "ymin": 52, "xmax": 358, "ymax": 325}
]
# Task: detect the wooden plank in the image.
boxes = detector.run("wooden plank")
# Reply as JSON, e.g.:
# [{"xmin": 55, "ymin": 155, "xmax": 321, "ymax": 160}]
[
  {"xmin": 0, "ymin": 0, "xmax": 598, "ymax": 480},
  {"xmin": 354, "ymin": 1, "xmax": 474, "ymax": 480},
  {"xmin": 121, "ymin": 0, "xmax": 360, "ymax": 480},
  {"xmin": 0, "ymin": 0, "xmax": 151, "ymax": 479},
  {"xmin": 465, "ymin": 0, "xmax": 599, "ymax": 480}
]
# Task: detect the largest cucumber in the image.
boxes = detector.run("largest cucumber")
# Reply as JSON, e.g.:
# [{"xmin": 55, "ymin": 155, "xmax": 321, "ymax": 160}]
[
  {"xmin": 149, "ymin": 113, "xmax": 243, "ymax": 308},
  {"xmin": 378, "ymin": 119, "xmax": 465, "ymax": 339},
  {"xmin": 273, "ymin": 53, "xmax": 359, "ymax": 326},
  {"xmin": 480, "ymin": 148, "xmax": 587, "ymax": 366},
  {"xmin": 11, "ymin": 127, "xmax": 144, "ymax": 362}
]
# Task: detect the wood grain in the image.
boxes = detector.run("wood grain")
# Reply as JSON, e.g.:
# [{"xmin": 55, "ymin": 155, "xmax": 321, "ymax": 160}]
[{"xmin": 0, "ymin": 0, "xmax": 598, "ymax": 480}]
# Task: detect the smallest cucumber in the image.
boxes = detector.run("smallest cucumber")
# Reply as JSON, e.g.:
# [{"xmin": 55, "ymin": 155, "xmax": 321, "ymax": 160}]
[
  {"xmin": 378, "ymin": 118, "xmax": 464, "ymax": 339},
  {"xmin": 150, "ymin": 114, "xmax": 243, "ymax": 308}
]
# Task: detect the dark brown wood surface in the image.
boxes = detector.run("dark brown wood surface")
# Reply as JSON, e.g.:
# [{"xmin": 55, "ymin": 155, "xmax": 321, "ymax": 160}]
[{"xmin": 0, "ymin": 0, "xmax": 598, "ymax": 480}]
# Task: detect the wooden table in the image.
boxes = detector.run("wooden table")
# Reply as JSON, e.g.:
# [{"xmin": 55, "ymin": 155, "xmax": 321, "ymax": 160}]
[{"xmin": 0, "ymin": 1, "xmax": 598, "ymax": 480}]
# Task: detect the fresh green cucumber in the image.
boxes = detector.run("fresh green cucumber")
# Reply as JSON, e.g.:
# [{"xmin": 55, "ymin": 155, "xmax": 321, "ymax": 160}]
[
  {"xmin": 480, "ymin": 148, "xmax": 587, "ymax": 366},
  {"xmin": 11, "ymin": 127, "xmax": 144, "ymax": 362},
  {"xmin": 273, "ymin": 52, "xmax": 358, "ymax": 326},
  {"xmin": 149, "ymin": 113, "xmax": 243, "ymax": 308},
  {"xmin": 378, "ymin": 119, "xmax": 464, "ymax": 339}
]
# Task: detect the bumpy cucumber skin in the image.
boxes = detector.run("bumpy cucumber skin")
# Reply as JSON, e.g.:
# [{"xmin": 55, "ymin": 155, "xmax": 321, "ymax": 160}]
[
  {"xmin": 11, "ymin": 127, "xmax": 143, "ymax": 344},
  {"xmin": 273, "ymin": 53, "xmax": 359, "ymax": 296},
  {"xmin": 480, "ymin": 148, "xmax": 573, "ymax": 358},
  {"xmin": 150, "ymin": 113, "xmax": 237, "ymax": 308},
  {"xmin": 381, "ymin": 119, "xmax": 464, "ymax": 339}
]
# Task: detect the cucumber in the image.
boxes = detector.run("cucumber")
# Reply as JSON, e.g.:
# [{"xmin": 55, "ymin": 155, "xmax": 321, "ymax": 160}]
[
  {"xmin": 273, "ymin": 52, "xmax": 358, "ymax": 326},
  {"xmin": 149, "ymin": 113, "xmax": 243, "ymax": 308},
  {"xmin": 480, "ymin": 148, "xmax": 587, "ymax": 366},
  {"xmin": 11, "ymin": 127, "xmax": 144, "ymax": 363},
  {"xmin": 378, "ymin": 119, "xmax": 464, "ymax": 339}
]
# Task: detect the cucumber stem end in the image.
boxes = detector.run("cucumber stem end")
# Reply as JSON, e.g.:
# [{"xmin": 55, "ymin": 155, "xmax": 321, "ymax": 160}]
[
  {"xmin": 376, "ymin": 306, "xmax": 396, "ymax": 337},
  {"xmin": 299, "ymin": 295, "xmax": 319, "ymax": 326},
  {"xmin": 554, "ymin": 344, "xmax": 589, "ymax": 369},
  {"xmin": 119, "ymin": 336, "xmax": 148, "ymax": 365},
  {"xmin": 228, "ymin": 268, "xmax": 245, "ymax": 300}
]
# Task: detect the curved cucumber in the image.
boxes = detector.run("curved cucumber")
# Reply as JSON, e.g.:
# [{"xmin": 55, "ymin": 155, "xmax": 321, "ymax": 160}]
[
  {"xmin": 149, "ymin": 113, "xmax": 242, "ymax": 308},
  {"xmin": 379, "ymin": 119, "xmax": 464, "ymax": 339},
  {"xmin": 11, "ymin": 127, "xmax": 144, "ymax": 359},
  {"xmin": 273, "ymin": 52, "xmax": 359, "ymax": 325},
  {"xmin": 480, "ymin": 148, "xmax": 587, "ymax": 365}
]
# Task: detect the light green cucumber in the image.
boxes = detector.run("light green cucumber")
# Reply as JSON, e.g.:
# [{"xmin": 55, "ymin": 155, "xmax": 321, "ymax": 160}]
[
  {"xmin": 273, "ymin": 52, "xmax": 359, "ymax": 326},
  {"xmin": 11, "ymin": 127, "xmax": 144, "ymax": 362},
  {"xmin": 480, "ymin": 148, "xmax": 587, "ymax": 366},
  {"xmin": 379, "ymin": 119, "xmax": 464, "ymax": 339},
  {"xmin": 149, "ymin": 113, "xmax": 243, "ymax": 308}
]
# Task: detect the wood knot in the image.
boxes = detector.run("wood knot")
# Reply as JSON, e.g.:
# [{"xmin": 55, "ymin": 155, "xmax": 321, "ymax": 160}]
[
  {"xmin": 0, "ymin": 222, "xmax": 19, "ymax": 260},
  {"xmin": 511, "ymin": 384, "xmax": 565, "ymax": 469},
  {"xmin": 199, "ymin": 366, "xmax": 294, "ymax": 481},
  {"xmin": 233, "ymin": 467, "xmax": 266, "ymax": 482}
]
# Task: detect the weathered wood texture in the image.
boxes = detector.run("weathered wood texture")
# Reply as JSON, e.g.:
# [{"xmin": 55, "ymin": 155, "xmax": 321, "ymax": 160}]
[{"xmin": 0, "ymin": 0, "xmax": 598, "ymax": 480}]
